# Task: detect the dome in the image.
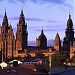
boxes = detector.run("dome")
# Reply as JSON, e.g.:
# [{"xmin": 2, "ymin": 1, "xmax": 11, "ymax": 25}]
[{"xmin": 38, "ymin": 29, "xmax": 47, "ymax": 40}]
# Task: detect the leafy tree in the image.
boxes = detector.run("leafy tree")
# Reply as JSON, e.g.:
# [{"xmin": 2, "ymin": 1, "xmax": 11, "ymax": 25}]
[
  {"xmin": 45, "ymin": 51, "xmax": 66, "ymax": 71},
  {"xmin": 45, "ymin": 56, "xmax": 50, "ymax": 72},
  {"xmin": 51, "ymin": 51, "xmax": 66, "ymax": 67},
  {"xmin": 71, "ymin": 51, "xmax": 75, "ymax": 63}
]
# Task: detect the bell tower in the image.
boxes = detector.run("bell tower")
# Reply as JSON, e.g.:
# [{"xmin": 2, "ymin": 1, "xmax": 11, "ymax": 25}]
[
  {"xmin": 16, "ymin": 9, "xmax": 28, "ymax": 52},
  {"xmin": 1, "ymin": 9, "xmax": 9, "ymax": 34},
  {"xmin": 63, "ymin": 13, "xmax": 74, "ymax": 58},
  {"xmin": 54, "ymin": 33, "xmax": 61, "ymax": 51}
]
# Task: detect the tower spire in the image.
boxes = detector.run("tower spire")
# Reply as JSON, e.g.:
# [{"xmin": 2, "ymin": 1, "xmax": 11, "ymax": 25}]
[
  {"xmin": 41, "ymin": 26, "xmax": 44, "ymax": 35},
  {"xmin": 5, "ymin": 7, "xmax": 6, "ymax": 16},
  {"xmin": 19, "ymin": 7, "xmax": 25, "ymax": 25},
  {"xmin": 55, "ymin": 32, "xmax": 60, "ymax": 40},
  {"xmin": 69, "ymin": 11, "xmax": 71, "ymax": 19},
  {"xmin": 2, "ymin": 8, "xmax": 8, "ymax": 26},
  {"xmin": 20, "ymin": 6, "xmax": 24, "ymax": 16},
  {"xmin": 4, "ymin": 7, "xmax": 7, "ymax": 18}
]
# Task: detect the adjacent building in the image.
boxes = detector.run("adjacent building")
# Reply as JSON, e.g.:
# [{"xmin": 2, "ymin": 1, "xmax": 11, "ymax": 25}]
[
  {"xmin": 63, "ymin": 13, "xmax": 75, "ymax": 58},
  {"xmin": 54, "ymin": 33, "xmax": 61, "ymax": 51},
  {"xmin": 36, "ymin": 28, "xmax": 47, "ymax": 48}
]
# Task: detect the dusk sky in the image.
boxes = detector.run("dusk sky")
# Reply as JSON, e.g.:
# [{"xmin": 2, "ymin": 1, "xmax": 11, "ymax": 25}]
[{"xmin": 0, "ymin": 0, "xmax": 74, "ymax": 41}]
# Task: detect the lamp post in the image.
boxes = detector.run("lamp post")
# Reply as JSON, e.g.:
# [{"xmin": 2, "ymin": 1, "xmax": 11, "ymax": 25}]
[{"xmin": 49, "ymin": 55, "xmax": 51, "ymax": 75}]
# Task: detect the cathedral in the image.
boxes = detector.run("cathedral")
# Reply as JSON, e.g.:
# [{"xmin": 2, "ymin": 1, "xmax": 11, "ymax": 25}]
[
  {"xmin": 0, "ymin": 9, "xmax": 28, "ymax": 62},
  {"xmin": 0, "ymin": 9, "xmax": 74, "ymax": 62}
]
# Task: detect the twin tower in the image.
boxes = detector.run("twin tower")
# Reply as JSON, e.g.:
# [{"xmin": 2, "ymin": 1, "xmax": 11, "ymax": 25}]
[{"xmin": 0, "ymin": 9, "xmax": 28, "ymax": 61}]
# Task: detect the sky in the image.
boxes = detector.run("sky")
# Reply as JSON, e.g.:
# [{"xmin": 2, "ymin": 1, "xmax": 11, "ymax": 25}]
[{"xmin": 0, "ymin": 0, "xmax": 74, "ymax": 41}]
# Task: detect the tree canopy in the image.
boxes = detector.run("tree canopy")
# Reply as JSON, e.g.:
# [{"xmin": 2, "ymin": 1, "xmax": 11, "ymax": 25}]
[{"xmin": 45, "ymin": 51, "xmax": 66, "ymax": 71}]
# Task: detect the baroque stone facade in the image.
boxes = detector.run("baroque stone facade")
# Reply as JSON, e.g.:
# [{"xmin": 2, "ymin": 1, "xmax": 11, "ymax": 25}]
[{"xmin": 0, "ymin": 9, "xmax": 28, "ymax": 62}]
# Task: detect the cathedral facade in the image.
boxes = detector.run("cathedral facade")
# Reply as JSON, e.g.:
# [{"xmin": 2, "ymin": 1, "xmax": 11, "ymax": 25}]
[{"xmin": 0, "ymin": 9, "xmax": 28, "ymax": 62}]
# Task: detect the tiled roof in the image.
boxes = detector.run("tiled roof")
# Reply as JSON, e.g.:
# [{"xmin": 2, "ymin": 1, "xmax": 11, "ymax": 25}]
[{"xmin": 20, "ymin": 64, "xmax": 36, "ymax": 69}]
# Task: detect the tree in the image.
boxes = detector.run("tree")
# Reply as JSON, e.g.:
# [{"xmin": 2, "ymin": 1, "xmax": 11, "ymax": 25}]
[
  {"xmin": 71, "ymin": 51, "xmax": 75, "ymax": 63},
  {"xmin": 45, "ymin": 56, "xmax": 50, "ymax": 72},
  {"xmin": 45, "ymin": 51, "xmax": 66, "ymax": 71},
  {"xmin": 51, "ymin": 51, "xmax": 66, "ymax": 67}
]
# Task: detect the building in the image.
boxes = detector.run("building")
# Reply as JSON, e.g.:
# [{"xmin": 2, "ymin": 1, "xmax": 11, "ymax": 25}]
[
  {"xmin": 36, "ymin": 28, "xmax": 47, "ymax": 48},
  {"xmin": 0, "ymin": 9, "xmax": 28, "ymax": 62},
  {"xmin": 0, "ymin": 8, "xmax": 74, "ymax": 63},
  {"xmin": 14, "ymin": 9, "xmax": 28, "ymax": 57},
  {"xmin": 70, "ymin": 40, "xmax": 75, "ymax": 59},
  {"xmin": 0, "ymin": 10, "xmax": 15, "ymax": 61},
  {"xmin": 54, "ymin": 33, "xmax": 61, "ymax": 51},
  {"xmin": 63, "ymin": 13, "xmax": 75, "ymax": 58}
]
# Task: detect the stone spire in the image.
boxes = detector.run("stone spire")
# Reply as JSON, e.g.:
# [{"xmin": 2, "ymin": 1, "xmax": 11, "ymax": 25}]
[
  {"xmin": 55, "ymin": 33, "xmax": 60, "ymax": 40},
  {"xmin": 2, "ymin": 8, "xmax": 8, "ymax": 26},
  {"xmin": 19, "ymin": 7, "xmax": 25, "ymax": 25},
  {"xmin": 69, "ymin": 11, "xmax": 71, "ymax": 19},
  {"xmin": 41, "ymin": 27, "xmax": 44, "ymax": 35}
]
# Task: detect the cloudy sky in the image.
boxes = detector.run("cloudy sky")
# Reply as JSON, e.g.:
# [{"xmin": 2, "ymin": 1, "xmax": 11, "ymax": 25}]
[{"xmin": 0, "ymin": 0, "xmax": 74, "ymax": 41}]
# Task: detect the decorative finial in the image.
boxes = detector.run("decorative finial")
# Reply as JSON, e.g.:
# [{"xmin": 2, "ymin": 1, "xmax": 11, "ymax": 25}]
[
  {"xmin": 20, "ymin": 6, "xmax": 24, "ymax": 16},
  {"xmin": 5, "ymin": 7, "xmax": 6, "ymax": 15},
  {"xmin": 69, "ymin": 11, "xmax": 71, "ymax": 19},
  {"xmin": 42, "ymin": 26, "xmax": 43, "ymax": 30},
  {"xmin": 41, "ymin": 26, "xmax": 44, "ymax": 34}
]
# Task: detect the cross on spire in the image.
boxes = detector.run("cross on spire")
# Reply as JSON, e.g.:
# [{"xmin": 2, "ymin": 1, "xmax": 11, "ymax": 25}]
[
  {"xmin": 69, "ymin": 11, "xmax": 71, "ymax": 19},
  {"xmin": 20, "ymin": 6, "xmax": 24, "ymax": 16},
  {"xmin": 41, "ymin": 26, "xmax": 44, "ymax": 35}
]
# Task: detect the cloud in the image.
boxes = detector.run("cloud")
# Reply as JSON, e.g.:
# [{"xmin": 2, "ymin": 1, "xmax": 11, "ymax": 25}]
[
  {"xmin": 30, "ymin": 0, "xmax": 66, "ymax": 4},
  {"xmin": 26, "ymin": 18, "xmax": 57, "ymax": 23},
  {"xmin": 46, "ymin": 24, "xmax": 65, "ymax": 28},
  {"xmin": 35, "ymin": 29, "xmax": 57, "ymax": 31},
  {"xmin": 9, "ymin": 17, "xmax": 18, "ymax": 20},
  {"xmin": 47, "ymin": 20, "xmax": 57, "ymax": 23},
  {"xmin": 34, "ymin": 28, "xmax": 65, "ymax": 32},
  {"xmin": 26, "ymin": 18, "xmax": 43, "ymax": 21},
  {"xmin": 0, "ymin": 0, "xmax": 5, "ymax": 2},
  {"xmin": 7, "ymin": 0, "xmax": 27, "ymax": 4},
  {"xmin": 8, "ymin": 0, "xmax": 17, "ymax": 4},
  {"xmin": 6, "ymin": 0, "xmax": 65, "ymax": 4},
  {"xmin": 9, "ymin": 16, "xmax": 57, "ymax": 23},
  {"xmin": 17, "ymin": 0, "xmax": 27, "ymax": 3},
  {"xmin": 63, "ymin": 3, "xmax": 72, "ymax": 8},
  {"xmin": 6, "ymin": 0, "xmax": 72, "ymax": 8},
  {"xmin": 30, "ymin": 0, "xmax": 72, "ymax": 8}
]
